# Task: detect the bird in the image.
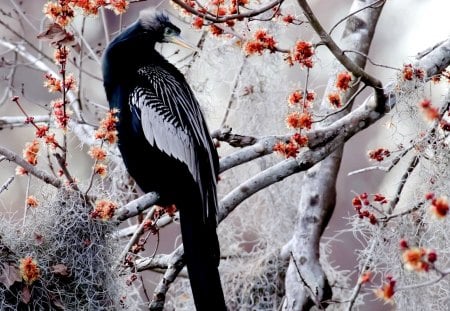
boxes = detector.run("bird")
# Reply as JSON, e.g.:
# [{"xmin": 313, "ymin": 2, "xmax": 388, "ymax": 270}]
[{"xmin": 102, "ymin": 9, "xmax": 227, "ymax": 310}]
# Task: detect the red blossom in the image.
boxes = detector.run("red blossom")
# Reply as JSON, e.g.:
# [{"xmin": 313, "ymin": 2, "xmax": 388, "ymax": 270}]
[
  {"xmin": 290, "ymin": 133, "xmax": 308, "ymax": 147},
  {"xmin": 109, "ymin": 0, "xmax": 129, "ymax": 15},
  {"xmin": 273, "ymin": 141, "xmax": 299, "ymax": 158},
  {"xmin": 288, "ymin": 40, "xmax": 314, "ymax": 68},
  {"xmin": 368, "ymin": 148, "xmax": 390, "ymax": 162},
  {"xmin": 19, "ymin": 257, "xmax": 40, "ymax": 284},
  {"xmin": 285, "ymin": 111, "xmax": 313, "ymax": 130},
  {"xmin": 282, "ymin": 14, "xmax": 295, "ymax": 24},
  {"xmin": 373, "ymin": 193, "xmax": 388, "ymax": 204},
  {"xmin": 402, "ymin": 64, "xmax": 425, "ymax": 81},
  {"xmin": 428, "ymin": 250, "xmax": 437, "ymax": 263},
  {"xmin": 95, "ymin": 109, "xmax": 119, "ymax": 144},
  {"xmin": 26, "ymin": 195, "xmax": 39, "ymax": 208},
  {"xmin": 43, "ymin": 73, "xmax": 62, "ymax": 92},
  {"xmin": 54, "ymin": 46, "xmax": 69, "ymax": 64},
  {"xmin": 88, "ymin": 146, "xmax": 107, "ymax": 161},
  {"xmin": 327, "ymin": 92, "xmax": 341, "ymax": 108},
  {"xmin": 352, "ymin": 196, "xmax": 362, "ymax": 208},
  {"xmin": 430, "ymin": 196, "xmax": 449, "ymax": 219},
  {"xmin": 288, "ymin": 91, "xmax": 303, "ymax": 106},
  {"xmin": 52, "ymin": 99, "xmax": 70, "ymax": 129},
  {"xmin": 335, "ymin": 71, "xmax": 352, "ymax": 92},
  {"xmin": 419, "ymin": 99, "xmax": 439, "ymax": 121},
  {"xmin": 91, "ymin": 199, "xmax": 118, "ymax": 221},
  {"xmin": 43, "ymin": 2, "xmax": 75, "ymax": 27},
  {"xmin": 375, "ymin": 276, "xmax": 396, "ymax": 303},
  {"xmin": 23, "ymin": 140, "xmax": 40, "ymax": 166},
  {"xmin": 94, "ymin": 163, "xmax": 108, "ymax": 177},
  {"xmin": 425, "ymin": 192, "xmax": 435, "ymax": 200},
  {"xmin": 245, "ymin": 29, "xmax": 277, "ymax": 55},
  {"xmin": 44, "ymin": 133, "xmax": 58, "ymax": 148},
  {"xmin": 399, "ymin": 239, "xmax": 409, "ymax": 250},
  {"xmin": 402, "ymin": 247, "xmax": 433, "ymax": 272},
  {"xmin": 35, "ymin": 125, "xmax": 49, "ymax": 138},
  {"xmin": 192, "ymin": 17, "xmax": 204, "ymax": 29}
]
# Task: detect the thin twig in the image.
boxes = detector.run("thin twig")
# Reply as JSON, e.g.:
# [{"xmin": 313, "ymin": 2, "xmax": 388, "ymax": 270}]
[
  {"xmin": 0, "ymin": 176, "xmax": 14, "ymax": 195},
  {"xmin": 343, "ymin": 50, "xmax": 400, "ymax": 71},
  {"xmin": 314, "ymin": 85, "xmax": 367, "ymax": 123},
  {"xmin": 328, "ymin": 0, "xmax": 385, "ymax": 35},
  {"xmin": 348, "ymin": 146, "xmax": 412, "ymax": 176}
]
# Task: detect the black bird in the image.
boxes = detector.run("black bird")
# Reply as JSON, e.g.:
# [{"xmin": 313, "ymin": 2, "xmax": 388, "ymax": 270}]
[{"xmin": 102, "ymin": 9, "xmax": 226, "ymax": 310}]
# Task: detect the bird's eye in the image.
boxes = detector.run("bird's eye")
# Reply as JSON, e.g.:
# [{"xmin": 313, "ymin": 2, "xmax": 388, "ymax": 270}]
[{"xmin": 164, "ymin": 27, "xmax": 175, "ymax": 36}]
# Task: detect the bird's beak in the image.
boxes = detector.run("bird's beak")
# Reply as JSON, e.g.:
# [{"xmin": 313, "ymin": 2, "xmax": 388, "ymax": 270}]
[{"xmin": 166, "ymin": 35, "xmax": 200, "ymax": 53}]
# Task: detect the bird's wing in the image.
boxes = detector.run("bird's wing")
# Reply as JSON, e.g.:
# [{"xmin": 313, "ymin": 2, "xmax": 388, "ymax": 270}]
[{"xmin": 130, "ymin": 65, "xmax": 218, "ymax": 218}]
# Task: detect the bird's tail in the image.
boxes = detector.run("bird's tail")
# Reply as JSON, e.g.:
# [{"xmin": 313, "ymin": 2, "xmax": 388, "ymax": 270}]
[{"xmin": 178, "ymin": 195, "xmax": 226, "ymax": 311}]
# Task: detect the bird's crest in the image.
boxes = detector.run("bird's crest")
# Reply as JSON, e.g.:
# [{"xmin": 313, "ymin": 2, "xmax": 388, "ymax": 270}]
[{"xmin": 139, "ymin": 9, "xmax": 170, "ymax": 31}]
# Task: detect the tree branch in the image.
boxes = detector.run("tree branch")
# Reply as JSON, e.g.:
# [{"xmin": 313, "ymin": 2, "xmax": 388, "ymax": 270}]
[{"xmin": 0, "ymin": 145, "xmax": 62, "ymax": 188}]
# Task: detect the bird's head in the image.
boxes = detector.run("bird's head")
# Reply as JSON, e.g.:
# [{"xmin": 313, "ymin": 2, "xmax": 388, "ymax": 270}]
[{"xmin": 139, "ymin": 9, "xmax": 197, "ymax": 51}]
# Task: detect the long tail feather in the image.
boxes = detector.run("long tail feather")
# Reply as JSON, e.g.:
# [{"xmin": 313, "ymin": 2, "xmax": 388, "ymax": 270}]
[{"xmin": 179, "ymin": 197, "xmax": 226, "ymax": 310}]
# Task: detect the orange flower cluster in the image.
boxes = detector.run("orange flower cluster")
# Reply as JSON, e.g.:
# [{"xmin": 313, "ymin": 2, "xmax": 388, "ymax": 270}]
[
  {"xmin": 419, "ymin": 99, "xmax": 439, "ymax": 121},
  {"xmin": 89, "ymin": 146, "xmax": 107, "ymax": 161},
  {"xmin": 368, "ymin": 147, "xmax": 390, "ymax": 162},
  {"xmin": 43, "ymin": 73, "xmax": 62, "ymax": 93},
  {"xmin": 192, "ymin": 17, "xmax": 204, "ymax": 29},
  {"xmin": 287, "ymin": 90, "xmax": 316, "ymax": 108},
  {"xmin": 374, "ymin": 275, "xmax": 395, "ymax": 303},
  {"xmin": 335, "ymin": 71, "xmax": 352, "ymax": 92},
  {"xmin": 91, "ymin": 199, "xmax": 118, "ymax": 220},
  {"xmin": 400, "ymin": 240, "xmax": 437, "ymax": 272},
  {"xmin": 52, "ymin": 99, "xmax": 71, "ymax": 129},
  {"xmin": 285, "ymin": 111, "xmax": 313, "ymax": 130},
  {"xmin": 23, "ymin": 140, "xmax": 40, "ymax": 166},
  {"xmin": 273, "ymin": 133, "xmax": 308, "ymax": 158},
  {"xmin": 90, "ymin": 111, "xmax": 117, "ymax": 178},
  {"xmin": 95, "ymin": 109, "xmax": 119, "ymax": 144},
  {"xmin": 286, "ymin": 40, "xmax": 314, "ymax": 68},
  {"xmin": 54, "ymin": 46, "xmax": 69, "ymax": 65},
  {"xmin": 327, "ymin": 92, "xmax": 341, "ymax": 108},
  {"xmin": 19, "ymin": 257, "xmax": 40, "ymax": 284},
  {"xmin": 425, "ymin": 193, "xmax": 449, "ymax": 219},
  {"xmin": 26, "ymin": 195, "xmax": 39, "ymax": 208},
  {"xmin": 245, "ymin": 29, "xmax": 277, "ymax": 55},
  {"xmin": 43, "ymin": 1, "xmax": 75, "ymax": 27},
  {"xmin": 94, "ymin": 163, "xmax": 108, "ymax": 178},
  {"xmin": 402, "ymin": 64, "xmax": 425, "ymax": 81},
  {"xmin": 43, "ymin": 0, "xmax": 128, "ymax": 27}
]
